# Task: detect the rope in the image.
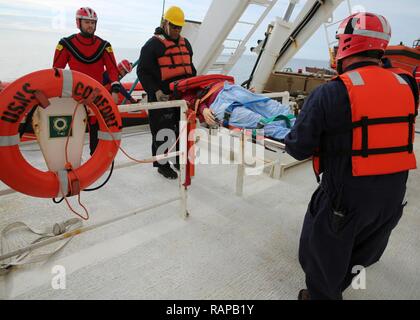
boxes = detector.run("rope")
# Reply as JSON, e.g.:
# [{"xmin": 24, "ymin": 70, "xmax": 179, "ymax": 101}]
[
  {"xmin": 53, "ymin": 99, "xmax": 191, "ymax": 218},
  {"xmin": 242, "ymin": 25, "xmax": 272, "ymax": 89},
  {"xmin": 83, "ymin": 160, "xmax": 114, "ymax": 192},
  {"xmin": 0, "ymin": 197, "xmax": 180, "ymax": 270},
  {"xmin": 94, "ymin": 101, "xmax": 193, "ymax": 165},
  {"xmin": 53, "ymin": 197, "xmax": 64, "ymax": 204},
  {"xmin": 56, "ymin": 102, "xmax": 90, "ymax": 221},
  {"xmin": 0, "ymin": 218, "xmax": 82, "ymax": 275}
]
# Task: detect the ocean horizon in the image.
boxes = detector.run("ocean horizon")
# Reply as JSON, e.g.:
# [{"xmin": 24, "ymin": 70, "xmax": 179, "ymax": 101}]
[{"xmin": 0, "ymin": 29, "xmax": 330, "ymax": 85}]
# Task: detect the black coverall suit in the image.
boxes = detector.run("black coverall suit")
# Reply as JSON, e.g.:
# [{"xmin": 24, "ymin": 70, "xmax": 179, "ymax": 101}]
[
  {"xmin": 285, "ymin": 61, "xmax": 419, "ymax": 299},
  {"xmin": 137, "ymin": 28, "xmax": 196, "ymax": 168}
]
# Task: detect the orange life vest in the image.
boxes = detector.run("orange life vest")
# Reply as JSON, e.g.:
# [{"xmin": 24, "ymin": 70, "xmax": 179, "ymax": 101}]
[
  {"xmin": 386, "ymin": 67, "xmax": 413, "ymax": 78},
  {"xmin": 155, "ymin": 35, "xmax": 193, "ymax": 81},
  {"xmin": 313, "ymin": 65, "xmax": 417, "ymax": 178},
  {"xmin": 415, "ymin": 65, "xmax": 420, "ymax": 88},
  {"xmin": 169, "ymin": 74, "xmax": 234, "ymax": 94}
]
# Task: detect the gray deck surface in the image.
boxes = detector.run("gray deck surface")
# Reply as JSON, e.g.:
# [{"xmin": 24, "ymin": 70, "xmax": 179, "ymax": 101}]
[{"xmin": 0, "ymin": 126, "xmax": 419, "ymax": 300}]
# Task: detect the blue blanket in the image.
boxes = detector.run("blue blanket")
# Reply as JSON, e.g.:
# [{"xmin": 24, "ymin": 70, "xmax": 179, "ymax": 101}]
[{"xmin": 209, "ymin": 82, "xmax": 295, "ymax": 140}]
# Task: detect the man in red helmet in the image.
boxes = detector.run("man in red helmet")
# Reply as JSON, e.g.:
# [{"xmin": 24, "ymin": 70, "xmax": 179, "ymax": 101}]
[
  {"xmin": 285, "ymin": 12, "xmax": 418, "ymax": 300},
  {"xmin": 53, "ymin": 7, "xmax": 121, "ymax": 154}
]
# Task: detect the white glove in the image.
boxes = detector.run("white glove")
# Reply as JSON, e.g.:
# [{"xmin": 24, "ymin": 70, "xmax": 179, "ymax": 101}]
[
  {"xmin": 112, "ymin": 92, "xmax": 119, "ymax": 104},
  {"xmin": 155, "ymin": 90, "xmax": 170, "ymax": 102}
]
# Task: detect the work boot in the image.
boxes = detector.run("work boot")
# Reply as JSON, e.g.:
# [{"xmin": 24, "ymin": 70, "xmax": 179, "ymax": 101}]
[
  {"xmin": 158, "ymin": 166, "xmax": 178, "ymax": 180},
  {"xmin": 298, "ymin": 289, "xmax": 311, "ymax": 300}
]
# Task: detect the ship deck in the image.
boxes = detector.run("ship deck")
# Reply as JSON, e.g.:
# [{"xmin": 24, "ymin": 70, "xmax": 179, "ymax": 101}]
[{"xmin": 0, "ymin": 125, "xmax": 419, "ymax": 300}]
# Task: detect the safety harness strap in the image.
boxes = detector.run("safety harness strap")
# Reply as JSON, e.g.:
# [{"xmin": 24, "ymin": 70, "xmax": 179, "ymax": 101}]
[
  {"xmin": 223, "ymin": 102, "xmax": 242, "ymax": 127},
  {"xmin": 315, "ymin": 145, "xmax": 413, "ymax": 157},
  {"xmin": 256, "ymin": 114, "xmax": 295, "ymax": 129},
  {"xmin": 164, "ymin": 52, "xmax": 190, "ymax": 58},
  {"xmin": 352, "ymin": 115, "xmax": 413, "ymax": 127},
  {"xmin": 222, "ymin": 97, "xmax": 272, "ymax": 127},
  {"xmin": 326, "ymin": 115, "xmax": 414, "ymax": 135},
  {"xmin": 361, "ymin": 116, "xmax": 369, "ymax": 158},
  {"xmin": 164, "ymin": 44, "xmax": 189, "ymax": 51},
  {"xmin": 159, "ymin": 63, "xmax": 193, "ymax": 69},
  {"xmin": 194, "ymin": 81, "xmax": 225, "ymax": 113},
  {"xmin": 408, "ymin": 114, "xmax": 415, "ymax": 153},
  {"xmin": 352, "ymin": 145, "xmax": 412, "ymax": 156},
  {"xmin": 357, "ymin": 114, "xmax": 414, "ymax": 158}
]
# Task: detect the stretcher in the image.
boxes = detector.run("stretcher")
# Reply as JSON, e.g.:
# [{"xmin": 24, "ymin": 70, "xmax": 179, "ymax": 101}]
[{"xmin": 195, "ymin": 91, "xmax": 310, "ymax": 196}]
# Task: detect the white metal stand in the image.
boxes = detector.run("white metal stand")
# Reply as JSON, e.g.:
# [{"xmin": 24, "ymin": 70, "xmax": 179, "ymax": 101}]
[{"xmin": 119, "ymin": 100, "xmax": 190, "ymax": 219}]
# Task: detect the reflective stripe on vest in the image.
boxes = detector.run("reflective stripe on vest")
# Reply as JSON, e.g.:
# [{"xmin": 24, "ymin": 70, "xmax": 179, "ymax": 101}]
[
  {"xmin": 340, "ymin": 66, "xmax": 416, "ymax": 176},
  {"xmin": 156, "ymin": 35, "xmax": 193, "ymax": 81},
  {"xmin": 386, "ymin": 67, "xmax": 414, "ymax": 78}
]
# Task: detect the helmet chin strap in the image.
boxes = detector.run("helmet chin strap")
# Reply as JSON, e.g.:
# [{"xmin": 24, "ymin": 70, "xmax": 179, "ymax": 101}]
[
  {"xmin": 337, "ymin": 60, "xmax": 344, "ymax": 75},
  {"xmin": 164, "ymin": 23, "xmax": 171, "ymax": 38}
]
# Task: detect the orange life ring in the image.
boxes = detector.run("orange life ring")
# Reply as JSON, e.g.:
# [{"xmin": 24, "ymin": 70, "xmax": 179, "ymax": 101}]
[
  {"xmin": 0, "ymin": 81, "xmax": 10, "ymax": 92},
  {"xmin": 0, "ymin": 68, "xmax": 122, "ymax": 198}
]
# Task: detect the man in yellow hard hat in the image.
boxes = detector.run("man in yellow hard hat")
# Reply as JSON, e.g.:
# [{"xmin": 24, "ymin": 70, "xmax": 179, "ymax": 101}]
[{"xmin": 137, "ymin": 6, "xmax": 196, "ymax": 179}]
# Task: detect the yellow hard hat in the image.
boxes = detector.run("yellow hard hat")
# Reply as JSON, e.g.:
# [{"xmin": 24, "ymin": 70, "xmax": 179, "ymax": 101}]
[{"xmin": 163, "ymin": 6, "xmax": 185, "ymax": 27}]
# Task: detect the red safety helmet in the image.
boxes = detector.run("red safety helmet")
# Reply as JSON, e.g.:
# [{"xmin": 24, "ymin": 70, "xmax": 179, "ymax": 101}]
[
  {"xmin": 76, "ymin": 7, "xmax": 98, "ymax": 29},
  {"xmin": 335, "ymin": 12, "xmax": 391, "ymax": 62},
  {"xmin": 118, "ymin": 60, "xmax": 133, "ymax": 75}
]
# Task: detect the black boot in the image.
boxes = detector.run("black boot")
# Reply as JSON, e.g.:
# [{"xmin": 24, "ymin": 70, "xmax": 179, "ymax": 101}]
[
  {"xmin": 298, "ymin": 289, "xmax": 311, "ymax": 300},
  {"xmin": 173, "ymin": 163, "xmax": 180, "ymax": 171},
  {"xmin": 158, "ymin": 166, "xmax": 178, "ymax": 180}
]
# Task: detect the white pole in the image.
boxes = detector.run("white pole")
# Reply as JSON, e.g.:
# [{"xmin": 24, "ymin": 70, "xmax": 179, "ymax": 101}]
[
  {"xmin": 119, "ymin": 99, "xmax": 191, "ymax": 218},
  {"xmin": 179, "ymin": 101, "xmax": 189, "ymax": 219},
  {"xmin": 250, "ymin": 0, "xmax": 344, "ymax": 93},
  {"xmin": 192, "ymin": 0, "xmax": 250, "ymax": 74},
  {"xmin": 236, "ymin": 130, "xmax": 245, "ymax": 196},
  {"xmin": 250, "ymin": 17, "xmax": 291, "ymax": 93}
]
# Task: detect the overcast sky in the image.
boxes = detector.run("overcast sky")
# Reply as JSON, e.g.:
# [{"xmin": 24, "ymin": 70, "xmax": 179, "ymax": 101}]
[{"xmin": 0, "ymin": 0, "xmax": 419, "ymax": 79}]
